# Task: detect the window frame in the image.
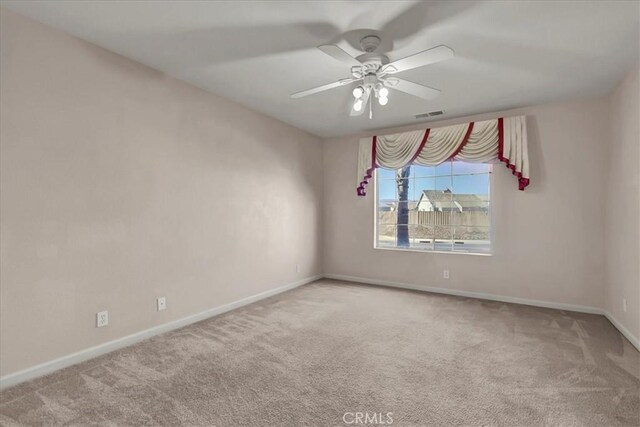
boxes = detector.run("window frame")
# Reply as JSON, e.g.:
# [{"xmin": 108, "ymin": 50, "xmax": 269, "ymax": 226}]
[{"xmin": 373, "ymin": 162, "xmax": 494, "ymax": 256}]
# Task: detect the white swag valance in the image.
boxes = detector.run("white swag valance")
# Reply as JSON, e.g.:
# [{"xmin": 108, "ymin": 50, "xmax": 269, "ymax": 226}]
[{"xmin": 356, "ymin": 116, "xmax": 530, "ymax": 195}]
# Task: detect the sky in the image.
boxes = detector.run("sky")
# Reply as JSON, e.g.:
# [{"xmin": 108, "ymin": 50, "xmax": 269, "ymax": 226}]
[{"xmin": 377, "ymin": 161, "xmax": 491, "ymax": 202}]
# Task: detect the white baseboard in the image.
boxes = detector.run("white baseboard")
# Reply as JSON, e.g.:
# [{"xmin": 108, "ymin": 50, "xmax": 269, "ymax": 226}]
[
  {"xmin": 324, "ymin": 273, "xmax": 640, "ymax": 351},
  {"xmin": 0, "ymin": 274, "xmax": 322, "ymax": 390},
  {"xmin": 603, "ymin": 311, "xmax": 640, "ymax": 351},
  {"xmin": 324, "ymin": 273, "xmax": 603, "ymax": 313},
  {"xmin": 3, "ymin": 273, "xmax": 636, "ymax": 390}
]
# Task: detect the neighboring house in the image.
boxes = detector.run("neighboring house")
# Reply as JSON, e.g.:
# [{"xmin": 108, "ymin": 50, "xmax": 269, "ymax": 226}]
[{"xmin": 416, "ymin": 189, "xmax": 488, "ymax": 212}]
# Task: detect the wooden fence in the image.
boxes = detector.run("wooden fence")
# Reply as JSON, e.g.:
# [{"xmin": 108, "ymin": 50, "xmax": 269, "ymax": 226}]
[{"xmin": 379, "ymin": 211, "xmax": 489, "ymax": 227}]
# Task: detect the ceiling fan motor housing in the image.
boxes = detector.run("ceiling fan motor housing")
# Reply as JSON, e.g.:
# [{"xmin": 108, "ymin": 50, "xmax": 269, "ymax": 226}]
[
  {"xmin": 360, "ymin": 35, "xmax": 381, "ymax": 53},
  {"xmin": 363, "ymin": 74, "xmax": 378, "ymax": 88}
]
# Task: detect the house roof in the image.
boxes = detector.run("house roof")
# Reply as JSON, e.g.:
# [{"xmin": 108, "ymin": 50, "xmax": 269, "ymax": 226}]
[{"xmin": 418, "ymin": 190, "xmax": 488, "ymax": 210}]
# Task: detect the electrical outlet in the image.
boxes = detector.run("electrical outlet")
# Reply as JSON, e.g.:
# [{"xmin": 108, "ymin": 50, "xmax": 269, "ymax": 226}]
[
  {"xmin": 623, "ymin": 298, "xmax": 627, "ymax": 313},
  {"xmin": 296, "ymin": 264, "xmax": 301, "ymax": 273},
  {"xmin": 96, "ymin": 310, "xmax": 108, "ymax": 328},
  {"xmin": 443, "ymin": 270, "xmax": 450, "ymax": 279},
  {"xmin": 157, "ymin": 297, "xmax": 167, "ymax": 311}
]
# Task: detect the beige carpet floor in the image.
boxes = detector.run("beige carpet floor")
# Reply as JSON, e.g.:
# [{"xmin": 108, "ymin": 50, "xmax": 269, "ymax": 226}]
[{"xmin": 1, "ymin": 279, "xmax": 639, "ymax": 426}]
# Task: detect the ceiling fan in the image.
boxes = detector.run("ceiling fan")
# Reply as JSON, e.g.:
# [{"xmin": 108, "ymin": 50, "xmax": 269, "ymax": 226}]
[{"xmin": 290, "ymin": 35, "xmax": 454, "ymax": 119}]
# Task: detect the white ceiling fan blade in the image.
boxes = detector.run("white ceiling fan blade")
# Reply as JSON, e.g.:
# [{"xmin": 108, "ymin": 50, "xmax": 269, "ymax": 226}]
[
  {"xmin": 318, "ymin": 44, "xmax": 361, "ymax": 67},
  {"xmin": 381, "ymin": 45, "xmax": 454, "ymax": 75},
  {"xmin": 291, "ymin": 78, "xmax": 357, "ymax": 99},
  {"xmin": 384, "ymin": 78, "xmax": 441, "ymax": 100},
  {"xmin": 350, "ymin": 89, "xmax": 370, "ymax": 117}
]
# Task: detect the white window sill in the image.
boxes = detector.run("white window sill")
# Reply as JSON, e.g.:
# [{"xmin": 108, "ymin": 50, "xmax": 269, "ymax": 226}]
[{"xmin": 374, "ymin": 246, "xmax": 492, "ymax": 256}]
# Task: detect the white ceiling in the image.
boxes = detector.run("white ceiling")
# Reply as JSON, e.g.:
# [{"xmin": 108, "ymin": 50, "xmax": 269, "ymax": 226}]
[{"xmin": 3, "ymin": 1, "xmax": 639, "ymax": 138}]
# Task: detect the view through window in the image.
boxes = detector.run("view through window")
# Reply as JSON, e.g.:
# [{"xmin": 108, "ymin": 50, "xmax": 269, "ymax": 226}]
[{"xmin": 376, "ymin": 161, "xmax": 491, "ymax": 254}]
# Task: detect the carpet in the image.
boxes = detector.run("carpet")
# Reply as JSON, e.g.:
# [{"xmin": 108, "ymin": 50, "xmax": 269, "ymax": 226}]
[{"xmin": 1, "ymin": 279, "xmax": 639, "ymax": 426}]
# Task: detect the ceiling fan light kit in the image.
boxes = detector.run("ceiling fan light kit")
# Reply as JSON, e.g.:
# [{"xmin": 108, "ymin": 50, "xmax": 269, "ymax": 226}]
[
  {"xmin": 353, "ymin": 82, "xmax": 389, "ymax": 109},
  {"xmin": 353, "ymin": 98, "xmax": 363, "ymax": 112},
  {"xmin": 291, "ymin": 34, "xmax": 454, "ymax": 119}
]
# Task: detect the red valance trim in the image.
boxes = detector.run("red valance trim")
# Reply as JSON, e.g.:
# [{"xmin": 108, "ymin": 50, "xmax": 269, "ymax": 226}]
[
  {"xmin": 371, "ymin": 135, "xmax": 378, "ymax": 169},
  {"xmin": 497, "ymin": 117, "xmax": 505, "ymax": 160},
  {"xmin": 408, "ymin": 129, "xmax": 430, "ymax": 164},
  {"xmin": 498, "ymin": 117, "xmax": 530, "ymax": 191},
  {"xmin": 356, "ymin": 136, "xmax": 378, "ymax": 196},
  {"xmin": 448, "ymin": 122, "xmax": 474, "ymax": 160}
]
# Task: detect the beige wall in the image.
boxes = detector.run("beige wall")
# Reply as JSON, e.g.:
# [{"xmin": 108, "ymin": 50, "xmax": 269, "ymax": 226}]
[
  {"xmin": 0, "ymin": 9, "xmax": 323, "ymax": 376},
  {"xmin": 605, "ymin": 66, "xmax": 640, "ymax": 340},
  {"xmin": 323, "ymin": 98, "xmax": 611, "ymax": 310}
]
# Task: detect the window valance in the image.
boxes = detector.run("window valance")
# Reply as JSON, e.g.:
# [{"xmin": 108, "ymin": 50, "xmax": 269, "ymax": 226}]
[{"xmin": 356, "ymin": 116, "xmax": 530, "ymax": 195}]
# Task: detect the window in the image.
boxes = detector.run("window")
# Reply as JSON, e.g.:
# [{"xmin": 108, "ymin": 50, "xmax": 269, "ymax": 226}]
[{"xmin": 375, "ymin": 161, "xmax": 492, "ymax": 254}]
